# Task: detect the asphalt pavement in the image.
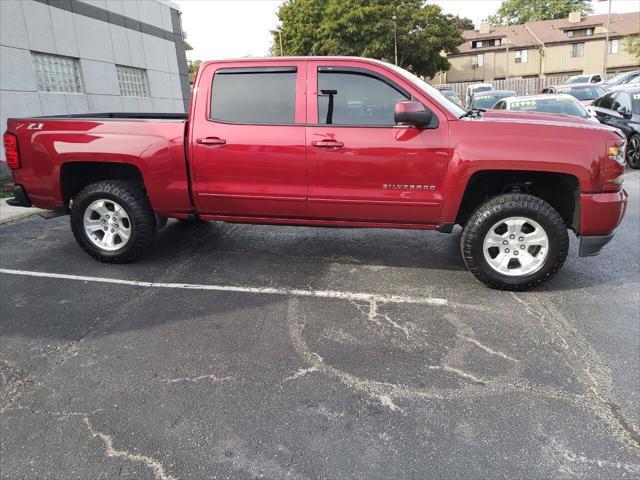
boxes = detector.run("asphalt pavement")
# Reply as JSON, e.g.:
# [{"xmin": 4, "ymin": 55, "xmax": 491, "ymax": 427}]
[{"xmin": 1, "ymin": 171, "xmax": 639, "ymax": 479}]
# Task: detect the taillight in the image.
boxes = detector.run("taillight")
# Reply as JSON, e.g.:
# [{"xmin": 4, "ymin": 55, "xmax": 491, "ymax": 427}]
[
  {"xmin": 602, "ymin": 140, "xmax": 625, "ymax": 192},
  {"xmin": 3, "ymin": 133, "xmax": 20, "ymax": 169}
]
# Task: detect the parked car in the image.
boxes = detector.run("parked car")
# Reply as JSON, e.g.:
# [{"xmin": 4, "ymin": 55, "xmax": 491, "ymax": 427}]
[
  {"xmin": 465, "ymin": 83, "xmax": 493, "ymax": 107},
  {"xmin": 434, "ymin": 85, "xmax": 463, "ymax": 106},
  {"xmin": 600, "ymin": 70, "xmax": 640, "ymax": 91},
  {"xmin": 469, "ymin": 90, "xmax": 517, "ymax": 109},
  {"xmin": 493, "ymin": 94, "xmax": 598, "ymax": 121},
  {"xmin": 588, "ymin": 86, "xmax": 640, "ymax": 169},
  {"xmin": 542, "ymin": 83, "xmax": 605, "ymax": 105},
  {"xmin": 566, "ymin": 73, "xmax": 603, "ymax": 84},
  {"xmin": 4, "ymin": 57, "xmax": 628, "ymax": 290}
]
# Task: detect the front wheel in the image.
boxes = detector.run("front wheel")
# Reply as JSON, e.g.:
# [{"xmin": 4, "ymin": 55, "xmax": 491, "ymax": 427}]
[
  {"xmin": 627, "ymin": 133, "xmax": 640, "ymax": 169},
  {"xmin": 460, "ymin": 194, "xmax": 568, "ymax": 290},
  {"xmin": 70, "ymin": 181, "xmax": 157, "ymax": 263}
]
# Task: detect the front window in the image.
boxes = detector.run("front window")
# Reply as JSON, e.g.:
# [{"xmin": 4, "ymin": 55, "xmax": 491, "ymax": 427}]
[
  {"xmin": 384, "ymin": 63, "xmax": 467, "ymax": 117},
  {"xmin": 570, "ymin": 43, "xmax": 584, "ymax": 58},
  {"xmin": 567, "ymin": 74, "xmax": 589, "ymax": 84},
  {"xmin": 210, "ymin": 67, "xmax": 297, "ymax": 124},
  {"xmin": 317, "ymin": 69, "xmax": 409, "ymax": 126}
]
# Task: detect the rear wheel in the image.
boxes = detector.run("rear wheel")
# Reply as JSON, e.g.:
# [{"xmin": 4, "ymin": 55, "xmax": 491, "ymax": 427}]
[
  {"xmin": 461, "ymin": 194, "xmax": 568, "ymax": 290},
  {"xmin": 70, "ymin": 181, "xmax": 157, "ymax": 263},
  {"xmin": 627, "ymin": 133, "xmax": 640, "ymax": 169}
]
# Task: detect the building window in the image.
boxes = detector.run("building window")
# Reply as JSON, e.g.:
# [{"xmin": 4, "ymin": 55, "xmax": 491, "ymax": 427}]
[
  {"xmin": 32, "ymin": 52, "xmax": 82, "ymax": 93},
  {"xmin": 608, "ymin": 39, "xmax": 620, "ymax": 54},
  {"xmin": 570, "ymin": 43, "xmax": 584, "ymax": 58},
  {"xmin": 472, "ymin": 53, "xmax": 484, "ymax": 68},
  {"xmin": 494, "ymin": 39, "xmax": 501, "ymax": 46},
  {"xmin": 565, "ymin": 28, "xmax": 594, "ymax": 38},
  {"xmin": 472, "ymin": 40, "xmax": 483, "ymax": 48},
  {"xmin": 515, "ymin": 50, "xmax": 528, "ymax": 63},
  {"xmin": 116, "ymin": 65, "xmax": 150, "ymax": 97}
]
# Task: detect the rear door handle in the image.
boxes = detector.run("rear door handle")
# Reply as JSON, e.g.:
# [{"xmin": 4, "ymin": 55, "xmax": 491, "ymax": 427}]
[
  {"xmin": 311, "ymin": 140, "xmax": 344, "ymax": 148},
  {"xmin": 196, "ymin": 137, "xmax": 226, "ymax": 146}
]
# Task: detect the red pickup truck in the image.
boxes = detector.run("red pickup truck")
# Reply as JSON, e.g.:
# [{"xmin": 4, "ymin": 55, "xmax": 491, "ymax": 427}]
[{"xmin": 3, "ymin": 57, "xmax": 628, "ymax": 290}]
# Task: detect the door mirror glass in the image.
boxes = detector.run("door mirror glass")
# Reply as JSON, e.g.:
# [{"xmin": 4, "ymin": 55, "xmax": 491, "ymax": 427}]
[{"xmin": 394, "ymin": 101, "xmax": 433, "ymax": 128}]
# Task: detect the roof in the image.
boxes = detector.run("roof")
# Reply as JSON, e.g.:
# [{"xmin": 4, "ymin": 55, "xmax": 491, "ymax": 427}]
[{"xmin": 455, "ymin": 12, "xmax": 640, "ymax": 55}]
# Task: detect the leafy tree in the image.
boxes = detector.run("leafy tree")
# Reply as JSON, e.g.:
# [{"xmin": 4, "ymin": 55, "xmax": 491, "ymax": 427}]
[
  {"xmin": 488, "ymin": 0, "xmax": 593, "ymax": 25},
  {"xmin": 271, "ymin": 0, "xmax": 464, "ymax": 78},
  {"xmin": 188, "ymin": 59, "xmax": 202, "ymax": 85},
  {"xmin": 624, "ymin": 35, "xmax": 640, "ymax": 63},
  {"xmin": 453, "ymin": 16, "xmax": 475, "ymax": 31}
]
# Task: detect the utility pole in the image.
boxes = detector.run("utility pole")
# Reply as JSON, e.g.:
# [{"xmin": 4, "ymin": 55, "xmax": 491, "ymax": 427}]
[
  {"xmin": 392, "ymin": 15, "xmax": 398, "ymax": 65},
  {"xmin": 603, "ymin": 0, "xmax": 612, "ymax": 76},
  {"xmin": 505, "ymin": 20, "xmax": 510, "ymax": 80}
]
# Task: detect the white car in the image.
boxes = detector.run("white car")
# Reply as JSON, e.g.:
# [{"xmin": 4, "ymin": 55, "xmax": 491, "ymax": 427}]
[
  {"xmin": 566, "ymin": 73, "xmax": 603, "ymax": 84},
  {"xmin": 492, "ymin": 94, "xmax": 599, "ymax": 122},
  {"xmin": 465, "ymin": 83, "xmax": 493, "ymax": 107}
]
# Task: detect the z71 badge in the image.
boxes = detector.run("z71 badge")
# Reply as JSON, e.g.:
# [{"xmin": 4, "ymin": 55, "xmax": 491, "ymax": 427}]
[{"xmin": 382, "ymin": 184, "xmax": 436, "ymax": 191}]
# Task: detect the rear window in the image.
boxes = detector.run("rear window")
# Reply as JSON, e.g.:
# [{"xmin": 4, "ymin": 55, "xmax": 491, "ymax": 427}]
[
  {"xmin": 633, "ymin": 92, "xmax": 640, "ymax": 114},
  {"xmin": 509, "ymin": 97, "xmax": 589, "ymax": 118},
  {"xmin": 210, "ymin": 67, "xmax": 297, "ymax": 124},
  {"xmin": 557, "ymin": 85, "xmax": 604, "ymax": 101},
  {"xmin": 472, "ymin": 92, "xmax": 516, "ymax": 109}
]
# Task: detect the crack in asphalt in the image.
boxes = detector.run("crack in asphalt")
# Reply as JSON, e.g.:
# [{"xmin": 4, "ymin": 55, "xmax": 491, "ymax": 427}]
[{"xmin": 512, "ymin": 292, "xmax": 640, "ymax": 453}]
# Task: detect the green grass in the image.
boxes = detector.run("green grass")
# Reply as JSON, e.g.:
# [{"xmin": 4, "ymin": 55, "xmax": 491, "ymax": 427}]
[{"xmin": 0, "ymin": 183, "xmax": 13, "ymax": 198}]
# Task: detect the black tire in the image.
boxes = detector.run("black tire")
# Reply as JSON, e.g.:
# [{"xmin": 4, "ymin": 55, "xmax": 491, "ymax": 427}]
[
  {"xmin": 70, "ymin": 181, "xmax": 157, "ymax": 263},
  {"xmin": 460, "ymin": 194, "xmax": 568, "ymax": 291},
  {"xmin": 627, "ymin": 133, "xmax": 640, "ymax": 169}
]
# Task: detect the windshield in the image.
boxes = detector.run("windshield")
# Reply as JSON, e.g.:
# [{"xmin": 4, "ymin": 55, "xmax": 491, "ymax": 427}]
[
  {"xmin": 386, "ymin": 63, "xmax": 467, "ymax": 117},
  {"xmin": 567, "ymin": 75, "xmax": 590, "ymax": 84},
  {"xmin": 472, "ymin": 92, "xmax": 516, "ymax": 109},
  {"xmin": 633, "ymin": 92, "xmax": 640, "ymax": 114},
  {"xmin": 508, "ymin": 97, "xmax": 590, "ymax": 118},
  {"xmin": 601, "ymin": 72, "xmax": 628, "ymax": 86},
  {"xmin": 557, "ymin": 85, "xmax": 604, "ymax": 101}
]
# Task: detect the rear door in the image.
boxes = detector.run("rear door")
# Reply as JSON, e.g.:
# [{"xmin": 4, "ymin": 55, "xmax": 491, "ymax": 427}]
[
  {"xmin": 189, "ymin": 61, "xmax": 307, "ymax": 217},
  {"xmin": 304, "ymin": 60, "xmax": 450, "ymax": 224}
]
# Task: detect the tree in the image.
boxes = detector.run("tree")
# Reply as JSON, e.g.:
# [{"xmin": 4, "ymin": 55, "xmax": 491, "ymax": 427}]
[
  {"xmin": 188, "ymin": 59, "xmax": 202, "ymax": 85},
  {"xmin": 453, "ymin": 16, "xmax": 475, "ymax": 31},
  {"xmin": 624, "ymin": 35, "xmax": 640, "ymax": 63},
  {"xmin": 487, "ymin": 0, "xmax": 593, "ymax": 26},
  {"xmin": 271, "ymin": 0, "xmax": 464, "ymax": 78}
]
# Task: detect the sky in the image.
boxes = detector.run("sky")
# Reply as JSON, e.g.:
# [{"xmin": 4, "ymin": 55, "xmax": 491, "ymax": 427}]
[{"xmin": 175, "ymin": 0, "xmax": 640, "ymax": 61}]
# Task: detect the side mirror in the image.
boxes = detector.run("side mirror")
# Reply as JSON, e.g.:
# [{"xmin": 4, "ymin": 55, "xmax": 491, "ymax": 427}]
[
  {"xmin": 394, "ymin": 101, "xmax": 433, "ymax": 128},
  {"xmin": 617, "ymin": 106, "xmax": 632, "ymax": 119}
]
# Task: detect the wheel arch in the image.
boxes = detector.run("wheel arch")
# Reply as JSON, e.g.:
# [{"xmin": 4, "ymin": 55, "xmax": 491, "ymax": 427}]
[
  {"xmin": 455, "ymin": 170, "xmax": 580, "ymax": 232},
  {"xmin": 60, "ymin": 161, "xmax": 145, "ymax": 209}
]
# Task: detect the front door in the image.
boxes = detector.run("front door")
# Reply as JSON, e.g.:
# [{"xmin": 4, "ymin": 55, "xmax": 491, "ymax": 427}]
[
  {"xmin": 305, "ymin": 60, "xmax": 450, "ymax": 224},
  {"xmin": 190, "ymin": 62, "xmax": 307, "ymax": 217}
]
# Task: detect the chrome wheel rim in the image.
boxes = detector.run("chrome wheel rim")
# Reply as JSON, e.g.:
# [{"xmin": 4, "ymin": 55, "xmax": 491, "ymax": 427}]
[
  {"xmin": 629, "ymin": 136, "xmax": 639, "ymax": 166},
  {"xmin": 483, "ymin": 216, "xmax": 549, "ymax": 277},
  {"xmin": 83, "ymin": 199, "xmax": 131, "ymax": 251}
]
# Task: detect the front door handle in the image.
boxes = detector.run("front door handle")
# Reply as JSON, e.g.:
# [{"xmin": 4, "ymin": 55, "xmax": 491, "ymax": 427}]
[
  {"xmin": 197, "ymin": 137, "xmax": 226, "ymax": 146},
  {"xmin": 311, "ymin": 140, "xmax": 344, "ymax": 148}
]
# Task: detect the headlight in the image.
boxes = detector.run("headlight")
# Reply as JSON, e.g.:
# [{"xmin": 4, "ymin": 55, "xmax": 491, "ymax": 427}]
[{"xmin": 608, "ymin": 143, "xmax": 626, "ymax": 165}]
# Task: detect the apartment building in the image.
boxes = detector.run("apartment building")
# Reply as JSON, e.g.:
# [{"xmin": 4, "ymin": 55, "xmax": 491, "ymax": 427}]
[{"xmin": 443, "ymin": 11, "xmax": 640, "ymax": 84}]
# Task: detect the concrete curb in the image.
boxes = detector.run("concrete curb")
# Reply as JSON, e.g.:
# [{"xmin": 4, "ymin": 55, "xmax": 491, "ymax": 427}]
[{"xmin": 0, "ymin": 199, "xmax": 45, "ymax": 225}]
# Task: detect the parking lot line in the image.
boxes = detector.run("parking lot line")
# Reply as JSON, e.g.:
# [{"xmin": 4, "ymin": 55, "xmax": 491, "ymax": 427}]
[{"xmin": 0, "ymin": 268, "xmax": 448, "ymax": 307}]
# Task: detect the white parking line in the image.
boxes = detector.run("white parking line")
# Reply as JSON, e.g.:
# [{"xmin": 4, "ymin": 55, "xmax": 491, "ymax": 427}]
[{"xmin": 0, "ymin": 268, "xmax": 448, "ymax": 306}]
